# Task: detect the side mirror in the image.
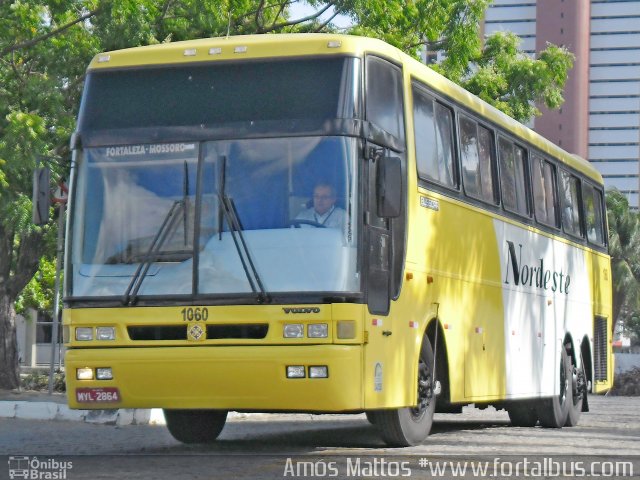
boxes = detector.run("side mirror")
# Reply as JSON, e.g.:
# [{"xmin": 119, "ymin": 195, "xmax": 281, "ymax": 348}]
[
  {"xmin": 32, "ymin": 166, "xmax": 51, "ymax": 225},
  {"xmin": 376, "ymin": 156, "xmax": 402, "ymax": 218}
]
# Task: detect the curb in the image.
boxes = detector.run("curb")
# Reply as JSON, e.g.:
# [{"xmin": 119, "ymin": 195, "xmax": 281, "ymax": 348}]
[{"xmin": 0, "ymin": 400, "xmax": 166, "ymax": 426}]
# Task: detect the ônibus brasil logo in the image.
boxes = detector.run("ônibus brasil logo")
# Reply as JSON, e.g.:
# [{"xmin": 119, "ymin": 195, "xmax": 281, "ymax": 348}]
[{"xmin": 8, "ymin": 456, "xmax": 73, "ymax": 479}]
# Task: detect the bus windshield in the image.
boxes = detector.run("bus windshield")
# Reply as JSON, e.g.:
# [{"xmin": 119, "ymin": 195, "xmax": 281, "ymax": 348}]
[{"xmin": 70, "ymin": 136, "xmax": 360, "ymax": 300}]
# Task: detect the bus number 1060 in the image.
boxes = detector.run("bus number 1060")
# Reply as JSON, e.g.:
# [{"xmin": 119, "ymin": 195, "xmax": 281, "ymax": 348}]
[{"xmin": 181, "ymin": 307, "xmax": 209, "ymax": 321}]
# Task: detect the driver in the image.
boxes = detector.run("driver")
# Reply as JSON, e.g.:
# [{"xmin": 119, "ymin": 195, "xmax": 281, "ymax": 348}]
[{"xmin": 295, "ymin": 182, "xmax": 345, "ymax": 228}]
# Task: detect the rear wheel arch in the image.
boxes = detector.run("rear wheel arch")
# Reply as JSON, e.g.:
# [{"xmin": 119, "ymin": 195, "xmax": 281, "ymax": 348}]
[
  {"xmin": 580, "ymin": 336, "xmax": 593, "ymax": 391},
  {"xmin": 425, "ymin": 320, "xmax": 451, "ymax": 407}
]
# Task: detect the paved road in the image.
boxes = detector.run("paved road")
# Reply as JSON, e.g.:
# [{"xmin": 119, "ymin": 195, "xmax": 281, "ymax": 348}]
[{"xmin": 2, "ymin": 396, "xmax": 639, "ymax": 479}]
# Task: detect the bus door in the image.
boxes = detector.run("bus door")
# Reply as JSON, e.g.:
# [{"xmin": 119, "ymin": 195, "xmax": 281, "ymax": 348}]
[
  {"xmin": 362, "ymin": 146, "xmax": 407, "ymax": 407},
  {"xmin": 362, "ymin": 55, "xmax": 409, "ymax": 407}
]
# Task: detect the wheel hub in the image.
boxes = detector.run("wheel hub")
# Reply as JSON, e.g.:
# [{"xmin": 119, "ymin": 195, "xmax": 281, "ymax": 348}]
[{"xmin": 411, "ymin": 358, "xmax": 433, "ymax": 419}]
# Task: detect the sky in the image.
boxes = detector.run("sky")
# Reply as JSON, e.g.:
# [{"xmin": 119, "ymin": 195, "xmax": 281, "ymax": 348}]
[{"xmin": 288, "ymin": 1, "xmax": 353, "ymax": 30}]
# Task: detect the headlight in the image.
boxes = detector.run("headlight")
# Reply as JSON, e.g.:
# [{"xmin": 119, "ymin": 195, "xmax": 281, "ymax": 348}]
[
  {"xmin": 96, "ymin": 368, "xmax": 113, "ymax": 380},
  {"xmin": 76, "ymin": 368, "xmax": 94, "ymax": 380},
  {"xmin": 286, "ymin": 366, "xmax": 305, "ymax": 378},
  {"xmin": 75, "ymin": 327, "xmax": 93, "ymax": 341},
  {"xmin": 309, "ymin": 366, "xmax": 328, "ymax": 378},
  {"xmin": 96, "ymin": 327, "xmax": 116, "ymax": 341},
  {"xmin": 308, "ymin": 323, "xmax": 328, "ymax": 338},
  {"xmin": 283, "ymin": 324, "xmax": 304, "ymax": 338}
]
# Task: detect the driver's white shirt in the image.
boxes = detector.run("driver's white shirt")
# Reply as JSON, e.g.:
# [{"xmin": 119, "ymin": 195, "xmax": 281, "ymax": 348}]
[{"xmin": 295, "ymin": 205, "xmax": 346, "ymax": 229}]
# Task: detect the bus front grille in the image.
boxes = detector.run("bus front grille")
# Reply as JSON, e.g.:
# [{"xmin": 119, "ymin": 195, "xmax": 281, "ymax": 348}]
[
  {"xmin": 207, "ymin": 324, "xmax": 269, "ymax": 339},
  {"xmin": 127, "ymin": 324, "xmax": 269, "ymax": 341}
]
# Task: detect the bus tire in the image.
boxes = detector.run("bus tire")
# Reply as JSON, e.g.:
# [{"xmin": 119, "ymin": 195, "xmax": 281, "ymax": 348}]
[
  {"xmin": 565, "ymin": 355, "xmax": 585, "ymax": 427},
  {"xmin": 537, "ymin": 348, "xmax": 572, "ymax": 428},
  {"xmin": 163, "ymin": 409, "xmax": 228, "ymax": 444},
  {"xmin": 375, "ymin": 338, "xmax": 436, "ymax": 446},
  {"xmin": 365, "ymin": 411, "xmax": 379, "ymax": 425},
  {"xmin": 507, "ymin": 402, "xmax": 538, "ymax": 427}
]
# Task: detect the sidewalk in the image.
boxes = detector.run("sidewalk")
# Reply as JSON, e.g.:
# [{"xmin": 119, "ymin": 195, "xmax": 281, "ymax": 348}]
[{"xmin": 0, "ymin": 389, "xmax": 166, "ymax": 426}]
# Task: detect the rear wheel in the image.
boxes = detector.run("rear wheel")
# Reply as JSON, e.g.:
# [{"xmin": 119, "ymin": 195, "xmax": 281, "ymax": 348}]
[
  {"xmin": 375, "ymin": 338, "xmax": 436, "ymax": 446},
  {"xmin": 537, "ymin": 348, "xmax": 572, "ymax": 428},
  {"xmin": 163, "ymin": 409, "xmax": 228, "ymax": 444},
  {"xmin": 507, "ymin": 402, "xmax": 538, "ymax": 427},
  {"xmin": 565, "ymin": 354, "xmax": 585, "ymax": 427}
]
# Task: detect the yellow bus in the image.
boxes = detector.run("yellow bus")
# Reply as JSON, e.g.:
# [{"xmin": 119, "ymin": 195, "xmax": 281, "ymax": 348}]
[{"xmin": 63, "ymin": 33, "xmax": 613, "ymax": 446}]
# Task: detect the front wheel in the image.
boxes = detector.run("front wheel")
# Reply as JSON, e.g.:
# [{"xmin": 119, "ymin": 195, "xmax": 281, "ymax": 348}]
[
  {"xmin": 375, "ymin": 338, "xmax": 436, "ymax": 446},
  {"xmin": 163, "ymin": 409, "xmax": 228, "ymax": 444}
]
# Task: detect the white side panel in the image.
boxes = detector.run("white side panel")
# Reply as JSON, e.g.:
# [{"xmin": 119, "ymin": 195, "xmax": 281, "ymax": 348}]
[
  {"xmin": 591, "ymin": 33, "xmax": 640, "ymax": 49},
  {"xmin": 484, "ymin": 6, "xmax": 536, "ymax": 21},
  {"xmin": 589, "ymin": 97, "xmax": 640, "ymax": 112},
  {"xmin": 494, "ymin": 220, "xmax": 591, "ymax": 398},
  {"xmin": 591, "ymin": 17, "xmax": 640, "ymax": 33},
  {"xmin": 590, "ymin": 80, "xmax": 640, "ymax": 97},
  {"xmin": 592, "ymin": 1, "xmax": 640, "ymax": 17},
  {"xmin": 590, "ymin": 49, "xmax": 640, "ymax": 65},
  {"xmin": 589, "ymin": 129, "xmax": 639, "ymax": 144},
  {"xmin": 591, "ymin": 161, "xmax": 640, "ymax": 176},
  {"xmin": 589, "ymin": 145, "xmax": 639, "ymax": 159},
  {"xmin": 590, "ymin": 113, "xmax": 640, "ymax": 128}
]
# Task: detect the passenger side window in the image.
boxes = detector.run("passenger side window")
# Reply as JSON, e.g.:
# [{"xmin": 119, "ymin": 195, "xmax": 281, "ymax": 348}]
[
  {"xmin": 412, "ymin": 85, "xmax": 456, "ymax": 188},
  {"xmin": 559, "ymin": 169, "xmax": 583, "ymax": 238},
  {"xmin": 459, "ymin": 115, "xmax": 495, "ymax": 203},
  {"xmin": 498, "ymin": 137, "xmax": 528, "ymax": 216},
  {"xmin": 366, "ymin": 56, "xmax": 405, "ymax": 141},
  {"xmin": 583, "ymin": 184, "xmax": 605, "ymax": 246},
  {"xmin": 531, "ymin": 154, "xmax": 558, "ymax": 227}
]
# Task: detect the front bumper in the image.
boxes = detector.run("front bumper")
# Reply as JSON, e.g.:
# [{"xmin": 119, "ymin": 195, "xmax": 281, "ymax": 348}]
[{"xmin": 66, "ymin": 344, "xmax": 363, "ymax": 411}]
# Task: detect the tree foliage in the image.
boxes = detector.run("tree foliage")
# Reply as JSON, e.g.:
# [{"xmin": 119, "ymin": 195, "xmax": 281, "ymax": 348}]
[
  {"xmin": 15, "ymin": 256, "xmax": 57, "ymax": 315},
  {"xmin": 606, "ymin": 190, "xmax": 640, "ymax": 340},
  {"xmin": 0, "ymin": 0, "xmax": 576, "ymax": 388},
  {"xmin": 460, "ymin": 31, "xmax": 574, "ymax": 122}
]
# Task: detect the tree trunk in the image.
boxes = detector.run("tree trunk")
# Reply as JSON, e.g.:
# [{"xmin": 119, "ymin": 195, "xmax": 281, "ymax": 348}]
[{"xmin": 0, "ymin": 291, "xmax": 20, "ymax": 390}]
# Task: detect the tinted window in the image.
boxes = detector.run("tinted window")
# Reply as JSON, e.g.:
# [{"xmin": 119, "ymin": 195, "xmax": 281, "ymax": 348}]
[
  {"xmin": 559, "ymin": 170, "xmax": 582, "ymax": 237},
  {"xmin": 459, "ymin": 115, "xmax": 495, "ymax": 203},
  {"xmin": 584, "ymin": 184, "xmax": 605, "ymax": 246},
  {"xmin": 413, "ymin": 86, "xmax": 455, "ymax": 188},
  {"xmin": 531, "ymin": 154, "xmax": 558, "ymax": 227},
  {"xmin": 498, "ymin": 137, "xmax": 528, "ymax": 215},
  {"xmin": 366, "ymin": 56, "xmax": 405, "ymax": 140}
]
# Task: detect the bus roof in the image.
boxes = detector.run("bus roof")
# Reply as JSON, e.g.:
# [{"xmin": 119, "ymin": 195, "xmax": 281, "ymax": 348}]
[{"xmin": 88, "ymin": 33, "xmax": 602, "ymax": 183}]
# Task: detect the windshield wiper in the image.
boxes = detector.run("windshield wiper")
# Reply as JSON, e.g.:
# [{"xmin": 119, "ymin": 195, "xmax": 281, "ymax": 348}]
[
  {"xmin": 217, "ymin": 155, "xmax": 270, "ymax": 303},
  {"xmin": 122, "ymin": 200, "xmax": 185, "ymax": 305}
]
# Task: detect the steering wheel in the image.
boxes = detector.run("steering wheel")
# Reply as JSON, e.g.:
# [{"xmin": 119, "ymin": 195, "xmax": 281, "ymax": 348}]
[{"xmin": 289, "ymin": 219, "xmax": 326, "ymax": 228}]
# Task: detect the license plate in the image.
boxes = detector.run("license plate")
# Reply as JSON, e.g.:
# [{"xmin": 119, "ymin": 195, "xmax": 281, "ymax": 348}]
[{"xmin": 76, "ymin": 387, "xmax": 121, "ymax": 403}]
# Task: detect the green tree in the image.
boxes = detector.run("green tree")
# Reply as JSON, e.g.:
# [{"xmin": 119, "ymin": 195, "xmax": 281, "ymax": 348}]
[
  {"xmin": 15, "ymin": 257, "xmax": 57, "ymax": 315},
  {"xmin": 606, "ymin": 190, "xmax": 640, "ymax": 335},
  {"xmin": 0, "ymin": 0, "xmax": 575, "ymax": 389},
  {"xmin": 460, "ymin": 31, "xmax": 574, "ymax": 122}
]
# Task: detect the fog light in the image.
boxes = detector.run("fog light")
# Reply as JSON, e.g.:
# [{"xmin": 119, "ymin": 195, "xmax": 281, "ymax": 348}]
[
  {"xmin": 283, "ymin": 324, "xmax": 304, "ymax": 338},
  {"xmin": 309, "ymin": 366, "xmax": 328, "ymax": 378},
  {"xmin": 337, "ymin": 320, "xmax": 356, "ymax": 339},
  {"xmin": 308, "ymin": 323, "xmax": 328, "ymax": 338},
  {"xmin": 286, "ymin": 366, "xmax": 305, "ymax": 378},
  {"xmin": 76, "ymin": 368, "xmax": 94, "ymax": 381},
  {"xmin": 96, "ymin": 368, "xmax": 113, "ymax": 380},
  {"xmin": 96, "ymin": 327, "xmax": 116, "ymax": 341},
  {"xmin": 75, "ymin": 327, "xmax": 93, "ymax": 341}
]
